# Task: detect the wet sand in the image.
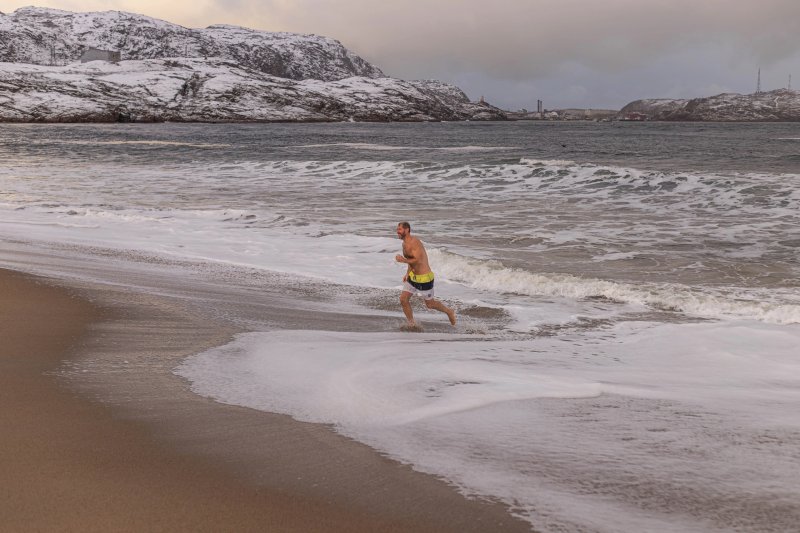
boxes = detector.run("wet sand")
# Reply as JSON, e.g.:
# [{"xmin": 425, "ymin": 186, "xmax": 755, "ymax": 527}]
[{"xmin": 0, "ymin": 267, "xmax": 531, "ymax": 532}]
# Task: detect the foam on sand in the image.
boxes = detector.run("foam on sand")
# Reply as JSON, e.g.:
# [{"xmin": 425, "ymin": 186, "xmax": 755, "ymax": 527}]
[{"xmin": 176, "ymin": 321, "xmax": 800, "ymax": 532}]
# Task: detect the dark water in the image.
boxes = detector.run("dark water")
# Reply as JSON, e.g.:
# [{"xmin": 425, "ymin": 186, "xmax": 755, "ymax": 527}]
[{"xmin": 3, "ymin": 121, "xmax": 800, "ymax": 172}]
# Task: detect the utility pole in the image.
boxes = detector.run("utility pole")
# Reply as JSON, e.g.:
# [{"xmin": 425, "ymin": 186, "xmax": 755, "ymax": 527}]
[
  {"xmin": 756, "ymin": 68, "xmax": 761, "ymax": 94},
  {"xmin": 789, "ymin": 74, "xmax": 792, "ymax": 91}
]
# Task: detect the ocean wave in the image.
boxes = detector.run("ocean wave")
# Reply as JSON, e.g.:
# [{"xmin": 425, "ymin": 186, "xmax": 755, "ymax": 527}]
[
  {"xmin": 438, "ymin": 145, "xmax": 520, "ymax": 152},
  {"xmin": 224, "ymin": 159, "xmax": 800, "ymax": 214},
  {"xmin": 292, "ymin": 142, "xmax": 519, "ymax": 152},
  {"xmin": 50, "ymin": 140, "xmax": 231, "ymax": 148},
  {"xmin": 12, "ymin": 205, "xmax": 298, "ymax": 229},
  {"xmin": 5, "ymin": 156, "xmax": 799, "ymax": 218},
  {"xmin": 519, "ymin": 158, "xmax": 577, "ymax": 166},
  {"xmin": 293, "ymin": 142, "xmax": 411, "ymax": 151},
  {"xmin": 591, "ymin": 251, "xmax": 639, "ymax": 262},
  {"xmin": 430, "ymin": 249, "xmax": 800, "ymax": 325}
]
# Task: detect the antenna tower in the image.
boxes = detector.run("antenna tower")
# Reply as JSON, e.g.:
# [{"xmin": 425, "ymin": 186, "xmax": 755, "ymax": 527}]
[{"xmin": 756, "ymin": 68, "xmax": 761, "ymax": 94}]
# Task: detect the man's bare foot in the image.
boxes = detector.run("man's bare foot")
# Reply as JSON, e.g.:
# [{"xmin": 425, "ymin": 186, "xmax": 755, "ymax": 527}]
[
  {"xmin": 401, "ymin": 321, "xmax": 423, "ymax": 332},
  {"xmin": 447, "ymin": 309, "xmax": 457, "ymax": 326}
]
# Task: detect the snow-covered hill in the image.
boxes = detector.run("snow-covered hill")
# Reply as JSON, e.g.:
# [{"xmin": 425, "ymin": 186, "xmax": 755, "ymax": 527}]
[
  {"xmin": 619, "ymin": 90, "xmax": 800, "ymax": 121},
  {"xmin": 0, "ymin": 59, "xmax": 503, "ymax": 122},
  {"xmin": 0, "ymin": 6, "xmax": 382, "ymax": 81},
  {"xmin": 0, "ymin": 7, "xmax": 504, "ymax": 122}
]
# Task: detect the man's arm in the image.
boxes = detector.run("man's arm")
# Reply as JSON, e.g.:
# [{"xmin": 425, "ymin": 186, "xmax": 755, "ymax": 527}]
[{"xmin": 395, "ymin": 254, "xmax": 412, "ymax": 281}]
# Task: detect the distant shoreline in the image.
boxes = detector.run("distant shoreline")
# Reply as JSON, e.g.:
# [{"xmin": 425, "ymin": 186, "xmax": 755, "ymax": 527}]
[{"xmin": 3, "ymin": 117, "xmax": 800, "ymax": 124}]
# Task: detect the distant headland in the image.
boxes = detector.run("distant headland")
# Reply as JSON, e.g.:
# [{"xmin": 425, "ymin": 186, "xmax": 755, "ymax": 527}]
[{"xmin": 0, "ymin": 7, "xmax": 503, "ymax": 123}]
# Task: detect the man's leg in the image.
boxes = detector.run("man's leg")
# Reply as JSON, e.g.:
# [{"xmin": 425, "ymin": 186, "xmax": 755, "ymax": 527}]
[
  {"xmin": 425, "ymin": 298, "xmax": 456, "ymax": 326},
  {"xmin": 400, "ymin": 291, "xmax": 415, "ymax": 326}
]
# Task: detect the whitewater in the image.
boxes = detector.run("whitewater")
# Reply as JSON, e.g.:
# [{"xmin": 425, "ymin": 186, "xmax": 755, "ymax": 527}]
[{"xmin": 1, "ymin": 121, "xmax": 799, "ymax": 532}]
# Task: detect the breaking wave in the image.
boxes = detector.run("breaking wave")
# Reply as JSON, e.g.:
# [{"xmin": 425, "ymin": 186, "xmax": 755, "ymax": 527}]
[
  {"xmin": 519, "ymin": 158, "xmax": 577, "ymax": 166},
  {"xmin": 430, "ymin": 249, "xmax": 800, "ymax": 325},
  {"xmin": 53, "ymin": 140, "xmax": 231, "ymax": 148},
  {"xmin": 292, "ymin": 142, "xmax": 519, "ymax": 151},
  {"xmin": 224, "ymin": 158, "xmax": 800, "ymax": 215}
]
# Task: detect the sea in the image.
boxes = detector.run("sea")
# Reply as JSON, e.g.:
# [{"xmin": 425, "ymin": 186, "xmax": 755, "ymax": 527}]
[{"xmin": 1, "ymin": 121, "xmax": 799, "ymax": 532}]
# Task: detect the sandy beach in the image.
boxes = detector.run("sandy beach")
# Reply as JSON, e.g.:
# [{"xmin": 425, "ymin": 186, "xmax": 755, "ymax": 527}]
[{"xmin": 0, "ymin": 267, "xmax": 530, "ymax": 532}]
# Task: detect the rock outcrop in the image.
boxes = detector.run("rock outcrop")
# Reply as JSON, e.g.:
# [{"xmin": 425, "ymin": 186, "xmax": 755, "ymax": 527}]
[
  {"xmin": 0, "ymin": 59, "xmax": 502, "ymax": 122},
  {"xmin": 619, "ymin": 90, "xmax": 800, "ymax": 121}
]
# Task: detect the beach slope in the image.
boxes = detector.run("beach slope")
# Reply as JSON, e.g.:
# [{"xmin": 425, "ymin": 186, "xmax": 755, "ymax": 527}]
[{"xmin": 0, "ymin": 268, "xmax": 529, "ymax": 532}]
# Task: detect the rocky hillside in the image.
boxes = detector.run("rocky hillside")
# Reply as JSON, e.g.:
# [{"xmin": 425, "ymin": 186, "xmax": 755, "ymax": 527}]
[
  {"xmin": 0, "ymin": 59, "xmax": 503, "ymax": 122},
  {"xmin": 0, "ymin": 7, "xmax": 504, "ymax": 122},
  {"xmin": 619, "ymin": 90, "xmax": 800, "ymax": 121},
  {"xmin": 0, "ymin": 6, "xmax": 382, "ymax": 81}
]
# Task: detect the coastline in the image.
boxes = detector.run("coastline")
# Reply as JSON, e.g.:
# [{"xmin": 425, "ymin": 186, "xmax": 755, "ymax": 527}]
[{"xmin": 0, "ymin": 266, "xmax": 531, "ymax": 532}]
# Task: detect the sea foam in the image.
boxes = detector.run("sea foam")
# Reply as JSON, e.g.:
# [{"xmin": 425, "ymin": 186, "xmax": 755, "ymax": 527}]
[
  {"xmin": 175, "ymin": 321, "xmax": 800, "ymax": 532},
  {"xmin": 430, "ymin": 249, "xmax": 800, "ymax": 324},
  {"xmin": 1, "ymin": 198, "xmax": 797, "ymax": 325}
]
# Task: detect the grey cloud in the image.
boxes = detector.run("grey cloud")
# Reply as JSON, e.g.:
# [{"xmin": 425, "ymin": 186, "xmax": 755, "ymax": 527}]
[{"xmin": 241, "ymin": 0, "xmax": 800, "ymax": 77}]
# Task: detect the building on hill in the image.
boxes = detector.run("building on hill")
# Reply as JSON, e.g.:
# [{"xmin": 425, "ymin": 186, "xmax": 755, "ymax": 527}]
[
  {"xmin": 80, "ymin": 48, "xmax": 121, "ymax": 63},
  {"xmin": 620, "ymin": 111, "xmax": 648, "ymax": 121}
]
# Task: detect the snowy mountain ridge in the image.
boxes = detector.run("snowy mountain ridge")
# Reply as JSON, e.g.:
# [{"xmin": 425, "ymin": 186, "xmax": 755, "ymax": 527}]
[
  {"xmin": 0, "ymin": 6, "xmax": 383, "ymax": 81},
  {"xmin": 0, "ymin": 7, "xmax": 504, "ymax": 122}
]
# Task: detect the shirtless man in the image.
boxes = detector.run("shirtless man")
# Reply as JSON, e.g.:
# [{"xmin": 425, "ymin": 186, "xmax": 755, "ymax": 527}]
[{"xmin": 395, "ymin": 222, "xmax": 456, "ymax": 328}]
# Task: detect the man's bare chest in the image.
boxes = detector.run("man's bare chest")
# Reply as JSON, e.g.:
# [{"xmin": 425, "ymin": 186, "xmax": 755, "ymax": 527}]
[{"xmin": 402, "ymin": 240, "xmax": 416, "ymax": 260}]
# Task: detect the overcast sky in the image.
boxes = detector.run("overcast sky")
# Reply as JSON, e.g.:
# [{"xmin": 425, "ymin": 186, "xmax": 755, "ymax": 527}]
[{"xmin": 4, "ymin": 0, "xmax": 800, "ymax": 109}]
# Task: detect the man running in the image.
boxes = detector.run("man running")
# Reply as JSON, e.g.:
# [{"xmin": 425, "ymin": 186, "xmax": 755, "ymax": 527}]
[{"xmin": 395, "ymin": 222, "xmax": 456, "ymax": 328}]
